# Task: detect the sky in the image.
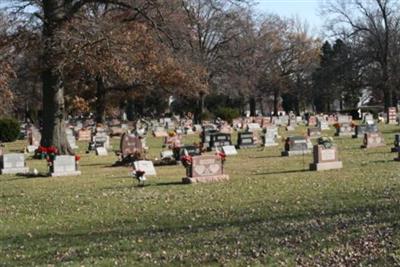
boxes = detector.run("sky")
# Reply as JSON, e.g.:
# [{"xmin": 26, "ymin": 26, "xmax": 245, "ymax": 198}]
[{"xmin": 255, "ymin": 0, "xmax": 324, "ymax": 33}]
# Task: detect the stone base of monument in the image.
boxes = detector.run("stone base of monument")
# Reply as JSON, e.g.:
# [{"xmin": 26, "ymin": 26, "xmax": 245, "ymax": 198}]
[
  {"xmin": 361, "ymin": 144, "xmax": 385, "ymax": 149},
  {"xmin": 1, "ymin": 167, "xmax": 29, "ymax": 174},
  {"xmin": 310, "ymin": 161, "xmax": 343, "ymax": 171},
  {"xmin": 281, "ymin": 150, "xmax": 311, "ymax": 157},
  {"xmin": 182, "ymin": 174, "xmax": 230, "ymax": 184},
  {"xmin": 153, "ymin": 158, "xmax": 178, "ymax": 166},
  {"xmin": 51, "ymin": 171, "xmax": 81, "ymax": 177},
  {"xmin": 336, "ymin": 132, "xmax": 353, "ymax": 137},
  {"xmin": 237, "ymin": 145, "xmax": 258, "ymax": 149},
  {"xmin": 263, "ymin": 143, "xmax": 278, "ymax": 147}
]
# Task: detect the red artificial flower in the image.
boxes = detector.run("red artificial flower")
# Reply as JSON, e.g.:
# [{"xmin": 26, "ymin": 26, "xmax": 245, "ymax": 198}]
[
  {"xmin": 216, "ymin": 151, "xmax": 226, "ymax": 162},
  {"xmin": 75, "ymin": 155, "xmax": 81, "ymax": 161}
]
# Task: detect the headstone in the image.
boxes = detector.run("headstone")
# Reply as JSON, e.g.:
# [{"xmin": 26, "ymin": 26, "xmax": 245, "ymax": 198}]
[
  {"xmin": 335, "ymin": 123, "xmax": 354, "ymax": 137},
  {"xmin": 0, "ymin": 153, "xmax": 29, "ymax": 174},
  {"xmin": 182, "ymin": 155, "xmax": 229, "ymax": 184},
  {"xmin": 308, "ymin": 116, "xmax": 317, "ymax": 127},
  {"xmin": 318, "ymin": 118, "xmax": 329, "ymax": 130},
  {"xmin": 307, "ymin": 127, "xmax": 321, "ymax": 139},
  {"xmin": 153, "ymin": 127, "xmax": 168, "ymax": 138},
  {"xmin": 353, "ymin": 124, "xmax": 378, "ymax": 138},
  {"xmin": 177, "ymin": 145, "xmax": 201, "ymax": 160},
  {"xmin": 361, "ymin": 132, "xmax": 385, "ymax": 148},
  {"xmin": 27, "ymin": 127, "xmax": 41, "ymax": 149},
  {"xmin": 95, "ymin": 147, "xmax": 108, "ymax": 156},
  {"xmin": 278, "ymin": 115, "xmax": 288, "ymax": 126},
  {"xmin": 362, "ymin": 113, "xmax": 375, "ymax": 125},
  {"xmin": 310, "ymin": 145, "xmax": 343, "ymax": 171},
  {"xmin": 387, "ymin": 107, "xmax": 397, "ymax": 124},
  {"xmin": 51, "ymin": 155, "xmax": 81, "ymax": 177},
  {"xmin": 120, "ymin": 133, "xmax": 143, "ymax": 159},
  {"xmin": 160, "ymin": 150, "xmax": 174, "ymax": 159},
  {"xmin": 337, "ymin": 115, "xmax": 352, "ymax": 124},
  {"xmin": 247, "ymin": 123, "xmax": 261, "ymax": 131},
  {"xmin": 77, "ymin": 129, "xmax": 91, "ymax": 141},
  {"xmin": 134, "ymin": 160, "xmax": 157, "ymax": 176},
  {"xmin": 263, "ymin": 128, "xmax": 278, "ymax": 147},
  {"xmin": 237, "ymin": 132, "xmax": 256, "ymax": 149},
  {"xmin": 222, "ymin": 145, "xmax": 238, "ymax": 156},
  {"xmin": 281, "ymin": 136, "xmax": 311, "ymax": 156},
  {"xmin": 210, "ymin": 133, "xmax": 231, "ymax": 149},
  {"xmin": 164, "ymin": 134, "xmax": 182, "ymax": 149},
  {"xmin": 66, "ymin": 129, "xmax": 78, "ymax": 149},
  {"xmin": 110, "ymin": 127, "xmax": 125, "ymax": 137}
]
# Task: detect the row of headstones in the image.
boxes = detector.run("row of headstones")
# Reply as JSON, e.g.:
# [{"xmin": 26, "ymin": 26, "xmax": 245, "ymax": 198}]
[{"xmin": 0, "ymin": 153, "xmax": 80, "ymax": 177}]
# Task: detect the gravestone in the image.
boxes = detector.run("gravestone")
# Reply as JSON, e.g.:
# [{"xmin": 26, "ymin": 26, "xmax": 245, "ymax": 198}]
[
  {"xmin": 247, "ymin": 123, "xmax": 261, "ymax": 132},
  {"xmin": 177, "ymin": 145, "xmax": 202, "ymax": 160},
  {"xmin": 361, "ymin": 132, "xmax": 385, "ymax": 148},
  {"xmin": 281, "ymin": 136, "xmax": 311, "ymax": 156},
  {"xmin": 210, "ymin": 133, "xmax": 231, "ymax": 150},
  {"xmin": 387, "ymin": 107, "xmax": 397, "ymax": 124},
  {"xmin": 280, "ymin": 115, "xmax": 289, "ymax": 126},
  {"xmin": 153, "ymin": 127, "xmax": 168, "ymax": 138},
  {"xmin": 335, "ymin": 123, "xmax": 354, "ymax": 136},
  {"xmin": 193, "ymin": 124, "xmax": 202, "ymax": 132},
  {"xmin": 182, "ymin": 155, "xmax": 229, "ymax": 184},
  {"xmin": 222, "ymin": 145, "xmax": 237, "ymax": 156},
  {"xmin": 237, "ymin": 132, "xmax": 257, "ymax": 149},
  {"xmin": 27, "ymin": 127, "xmax": 41, "ymax": 152},
  {"xmin": 0, "ymin": 153, "xmax": 29, "ymax": 174},
  {"xmin": 134, "ymin": 160, "xmax": 157, "ymax": 176},
  {"xmin": 88, "ymin": 134, "xmax": 108, "ymax": 152},
  {"xmin": 362, "ymin": 113, "xmax": 375, "ymax": 125},
  {"xmin": 327, "ymin": 115, "xmax": 336, "ymax": 125},
  {"xmin": 308, "ymin": 116, "xmax": 317, "ymax": 127},
  {"xmin": 66, "ymin": 128, "xmax": 78, "ymax": 149},
  {"xmin": 77, "ymin": 129, "xmax": 91, "ymax": 141},
  {"xmin": 310, "ymin": 145, "xmax": 343, "ymax": 171},
  {"xmin": 318, "ymin": 118, "xmax": 329, "ymax": 130},
  {"xmin": 120, "ymin": 133, "xmax": 144, "ymax": 159},
  {"xmin": 110, "ymin": 127, "xmax": 125, "ymax": 137},
  {"xmin": 164, "ymin": 134, "xmax": 182, "ymax": 149},
  {"xmin": 391, "ymin": 134, "xmax": 400, "ymax": 152},
  {"xmin": 307, "ymin": 127, "xmax": 321, "ymax": 139},
  {"xmin": 96, "ymin": 147, "xmax": 108, "ymax": 156},
  {"xmin": 50, "ymin": 155, "xmax": 81, "ymax": 177},
  {"xmin": 353, "ymin": 124, "xmax": 378, "ymax": 138},
  {"xmin": 160, "ymin": 150, "xmax": 174, "ymax": 160},
  {"xmin": 338, "ymin": 115, "xmax": 352, "ymax": 124},
  {"xmin": 263, "ymin": 128, "xmax": 278, "ymax": 147}
]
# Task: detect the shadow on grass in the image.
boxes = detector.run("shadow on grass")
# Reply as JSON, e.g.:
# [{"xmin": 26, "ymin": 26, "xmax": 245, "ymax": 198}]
[
  {"xmin": 248, "ymin": 155, "xmax": 282, "ymax": 159},
  {"xmin": 154, "ymin": 181, "xmax": 186, "ymax": 187},
  {"xmin": 1, "ymin": 173, "xmax": 49, "ymax": 182},
  {"xmin": 2, "ymin": 198, "xmax": 399, "ymax": 266},
  {"xmin": 254, "ymin": 169, "xmax": 309, "ymax": 176}
]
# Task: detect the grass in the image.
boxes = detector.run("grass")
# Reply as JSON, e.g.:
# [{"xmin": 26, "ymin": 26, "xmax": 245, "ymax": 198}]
[{"xmin": 1, "ymin": 124, "xmax": 400, "ymax": 266}]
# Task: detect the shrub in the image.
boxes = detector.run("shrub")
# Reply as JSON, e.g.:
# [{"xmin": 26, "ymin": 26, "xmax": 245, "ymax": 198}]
[
  {"xmin": 0, "ymin": 118, "xmax": 20, "ymax": 142},
  {"xmin": 214, "ymin": 107, "xmax": 240, "ymax": 123}
]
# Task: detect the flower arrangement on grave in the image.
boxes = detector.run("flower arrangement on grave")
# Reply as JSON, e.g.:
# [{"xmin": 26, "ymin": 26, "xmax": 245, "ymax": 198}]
[
  {"xmin": 215, "ymin": 151, "xmax": 226, "ymax": 166},
  {"xmin": 181, "ymin": 154, "xmax": 193, "ymax": 168},
  {"xmin": 133, "ymin": 169, "xmax": 146, "ymax": 186},
  {"xmin": 36, "ymin": 146, "xmax": 58, "ymax": 160},
  {"xmin": 317, "ymin": 137, "xmax": 333, "ymax": 149},
  {"xmin": 333, "ymin": 122, "xmax": 340, "ymax": 129}
]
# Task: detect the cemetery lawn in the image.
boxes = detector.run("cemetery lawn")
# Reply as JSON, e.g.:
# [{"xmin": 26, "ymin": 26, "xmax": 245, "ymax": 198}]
[{"xmin": 1, "ymin": 124, "xmax": 400, "ymax": 266}]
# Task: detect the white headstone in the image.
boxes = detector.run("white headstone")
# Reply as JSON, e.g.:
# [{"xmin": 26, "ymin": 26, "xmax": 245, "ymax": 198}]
[
  {"xmin": 222, "ymin": 145, "xmax": 238, "ymax": 156},
  {"xmin": 134, "ymin": 160, "xmax": 157, "ymax": 176},
  {"xmin": 96, "ymin": 147, "xmax": 108, "ymax": 156}
]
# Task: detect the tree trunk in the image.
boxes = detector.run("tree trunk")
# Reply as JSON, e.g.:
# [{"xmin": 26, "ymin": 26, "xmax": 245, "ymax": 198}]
[
  {"xmin": 273, "ymin": 88, "xmax": 279, "ymax": 115},
  {"xmin": 40, "ymin": 0, "xmax": 72, "ymax": 155},
  {"xmin": 249, "ymin": 96, "xmax": 256, "ymax": 116},
  {"xmin": 95, "ymin": 75, "xmax": 106, "ymax": 124}
]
